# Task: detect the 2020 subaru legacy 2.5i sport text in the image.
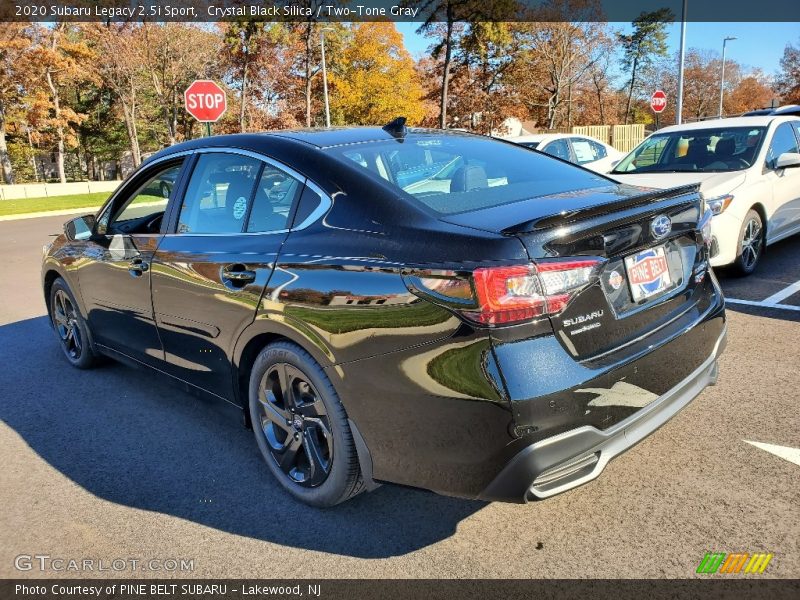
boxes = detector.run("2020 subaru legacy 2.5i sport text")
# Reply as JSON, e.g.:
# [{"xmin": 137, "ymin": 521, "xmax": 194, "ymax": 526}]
[{"xmin": 42, "ymin": 120, "xmax": 726, "ymax": 507}]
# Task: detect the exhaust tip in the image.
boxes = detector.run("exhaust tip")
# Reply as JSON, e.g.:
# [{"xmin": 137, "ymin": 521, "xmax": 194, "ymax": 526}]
[{"xmin": 528, "ymin": 452, "xmax": 600, "ymax": 498}]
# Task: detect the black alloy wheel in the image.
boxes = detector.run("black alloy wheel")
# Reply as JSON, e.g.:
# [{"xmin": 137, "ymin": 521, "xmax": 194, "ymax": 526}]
[
  {"xmin": 53, "ymin": 288, "xmax": 82, "ymax": 361},
  {"xmin": 249, "ymin": 341, "xmax": 363, "ymax": 507},
  {"xmin": 257, "ymin": 362, "xmax": 333, "ymax": 487},
  {"xmin": 49, "ymin": 278, "xmax": 96, "ymax": 369}
]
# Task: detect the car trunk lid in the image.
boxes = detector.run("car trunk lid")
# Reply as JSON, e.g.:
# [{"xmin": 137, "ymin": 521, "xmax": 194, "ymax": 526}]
[{"xmin": 442, "ymin": 183, "xmax": 707, "ymax": 361}]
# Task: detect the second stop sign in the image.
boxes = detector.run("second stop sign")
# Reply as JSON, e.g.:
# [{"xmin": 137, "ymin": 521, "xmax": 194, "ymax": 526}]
[{"xmin": 184, "ymin": 80, "xmax": 227, "ymax": 122}]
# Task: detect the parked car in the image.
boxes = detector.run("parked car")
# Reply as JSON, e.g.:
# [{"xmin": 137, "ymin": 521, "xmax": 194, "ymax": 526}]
[
  {"xmin": 610, "ymin": 116, "xmax": 800, "ymax": 274},
  {"xmin": 43, "ymin": 122, "xmax": 725, "ymax": 507},
  {"xmin": 508, "ymin": 133, "xmax": 625, "ymax": 173}
]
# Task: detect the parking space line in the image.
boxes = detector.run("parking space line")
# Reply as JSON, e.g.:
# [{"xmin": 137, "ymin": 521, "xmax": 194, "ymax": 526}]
[
  {"xmin": 762, "ymin": 280, "xmax": 800, "ymax": 305},
  {"xmin": 725, "ymin": 298, "xmax": 800, "ymax": 312},
  {"xmin": 745, "ymin": 441, "xmax": 800, "ymax": 467}
]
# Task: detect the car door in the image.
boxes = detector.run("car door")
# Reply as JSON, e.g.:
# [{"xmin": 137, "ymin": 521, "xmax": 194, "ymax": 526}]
[
  {"xmin": 150, "ymin": 150, "xmax": 304, "ymax": 399},
  {"xmin": 568, "ymin": 137, "xmax": 605, "ymax": 170},
  {"xmin": 763, "ymin": 122, "xmax": 800, "ymax": 241},
  {"xmin": 77, "ymin": 158, "xmax": 187, "ymax": 365}
]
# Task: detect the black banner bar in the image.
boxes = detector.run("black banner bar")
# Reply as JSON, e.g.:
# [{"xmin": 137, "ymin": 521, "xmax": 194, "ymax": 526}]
[
  {"xmin": 2, "ymin": 579, "xmax": 800, "ymax": 600},
  {"xmin": 2, "ymin": 0, "xmax": 800, "ymax": 23}
]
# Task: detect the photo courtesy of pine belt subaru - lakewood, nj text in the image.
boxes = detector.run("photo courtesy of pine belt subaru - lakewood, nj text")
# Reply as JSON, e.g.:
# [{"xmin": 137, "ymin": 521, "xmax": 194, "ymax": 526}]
[{"xmin": 42, "ymin": 120, "xmax": 726, "ymax": 507}]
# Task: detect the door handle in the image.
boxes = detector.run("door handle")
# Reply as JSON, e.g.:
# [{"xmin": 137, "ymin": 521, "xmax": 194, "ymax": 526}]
[
  {"xmin": 222, "ymin": 266, "xmax": 256, "ymax": 284},
  {"xmin": 128, "ymin": 258, "xmax": 149, "ymax": 275}
]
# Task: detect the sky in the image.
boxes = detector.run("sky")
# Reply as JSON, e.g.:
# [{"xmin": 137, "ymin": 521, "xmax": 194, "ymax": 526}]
[{"xmin": 395, "ymin": 22, "xmax": 799, "ymax": 77}]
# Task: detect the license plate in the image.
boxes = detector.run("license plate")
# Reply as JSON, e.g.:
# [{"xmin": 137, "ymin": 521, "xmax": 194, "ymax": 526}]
[{"xmin": 624, "ymin": 245, "xmax": 672, "ymax": 302}]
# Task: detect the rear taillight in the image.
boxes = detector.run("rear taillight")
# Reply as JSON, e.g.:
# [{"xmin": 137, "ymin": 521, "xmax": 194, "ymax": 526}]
[
  {"xmin": 470, "ymin": 259, "xmax": 604, "ymax": 325},
  {"xmin": 407, "ymin": 258, "xmax": 604, "ymax": 327}
]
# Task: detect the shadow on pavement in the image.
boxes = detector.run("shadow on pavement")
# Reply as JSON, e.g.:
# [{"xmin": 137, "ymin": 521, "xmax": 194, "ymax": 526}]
[{"xmin": 0, "ymin": 316, "xmax": 486, "ymax": 558}]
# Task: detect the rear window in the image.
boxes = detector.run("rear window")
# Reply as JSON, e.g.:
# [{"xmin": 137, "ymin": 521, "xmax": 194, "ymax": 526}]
[{"xmin": 325, "ymin": 135, "xmax": 608, "ymax": 215}]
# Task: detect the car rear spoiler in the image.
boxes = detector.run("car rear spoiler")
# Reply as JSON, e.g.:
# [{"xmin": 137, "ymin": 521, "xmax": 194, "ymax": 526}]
[{"xmin": 501, "ymin": 183, "xmax": 701, "ymax": 234}]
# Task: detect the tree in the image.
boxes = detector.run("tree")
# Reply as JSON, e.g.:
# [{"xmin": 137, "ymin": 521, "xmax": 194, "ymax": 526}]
[
  {"xmin": 451, "ymin": 22, "xmax": 521, "ymax": 133},
  {"xmin": 511, "ymin": 19, "xmax": 608, "ymax": 128},
  {"xmin": 143, "ymin": 23, "xmax": 220, "ymax": 142},
  {"xmin": 416, "ymin": 1, "xmax": 481, "ymax": 128},
  {"xmin": 776, "ymin": 38, "xmax": 800, "ymax": 104},
  {"xmin": 728, "ymin": 74, "xmax": 774, "ymax": 114},
  {"xmin": 87, "ymin": 23, "xmax": 145, "ymax": 168},
  {"xmin": 329, "ymin": 23, "xmax": 425, "ymax": 125},
  {"xmin": 30, "ymin": 23, "xmax": 97, "ymax": 183},
  {"xmin": 222, "ymin": 21, "xmax": 270, "ymax": 133},
  {"xmin": 0, "ymin": 23, "xmax": 35, "ymax": 183},
  {"xmin": 617, "ymin": 8, "xmax": 672, "ymax": 124}
]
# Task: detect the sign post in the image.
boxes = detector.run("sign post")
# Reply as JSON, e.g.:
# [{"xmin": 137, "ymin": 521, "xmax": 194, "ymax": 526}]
[
  {"xmin": 184, "ymin": 80, "xmax": 227, "ymax": 137},
  {"xmin": 651, "ymin": 90, "xmax": 667, "ymax": 129}
]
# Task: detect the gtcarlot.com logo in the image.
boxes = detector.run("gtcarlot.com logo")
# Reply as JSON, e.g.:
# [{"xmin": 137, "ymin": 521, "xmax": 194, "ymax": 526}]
[
  {"xmin": 14, "ymin": 554, "xmax": 195, "ymax": 573},
  {"xmin": 696, "ymin": 552, "xmax": 774, "ymax": 574}
]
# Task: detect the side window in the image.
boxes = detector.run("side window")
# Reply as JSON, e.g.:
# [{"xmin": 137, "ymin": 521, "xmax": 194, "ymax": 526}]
[
  {"xmin": 246, "ymin": 163, "xmax": 303, "ymax": 233},
  {"xmin": 766, "ymin": 123, "xmax": 800, "ymax": 169},
  {"xmin": 177, "ymin": 154, "xmax": 261, "ymax": 234},
  {"xmin": 570, "ymin": 138, "xmax": 598, "ymax": 164},
  {"xmin": 542, "ymin": 139, "xmax": 571, "ymax": 161},
  {"xmin": 590, "ymin": 140, "xmax": 608, "ymax": 159},
  {"xmin": 101, "ymin": 162, "xmax": 182, "ymax": 234}
]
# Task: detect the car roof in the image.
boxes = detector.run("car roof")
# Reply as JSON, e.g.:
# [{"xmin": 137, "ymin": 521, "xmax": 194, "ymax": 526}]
[
  {"xmin": 269, "ymin": 126, "xmax": 475, "ymax": 148},
  {"xmin": 146, "ymin": 127, "xmax": 483, "ymax": 165},
  {"xmin": 654, "ymin": 115, "xmax": 798, "ymax": 133},
  {"xmin": 508, "ymin": 134, "xmax": 553, "ymax": 143}
]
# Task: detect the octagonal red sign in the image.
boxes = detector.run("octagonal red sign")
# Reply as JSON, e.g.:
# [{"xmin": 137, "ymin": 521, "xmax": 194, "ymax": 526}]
[
  {"xmin": 651, "ymin": 90, "xmax": 667, "ymax": 114},
  {"xmin": 184, "ymin": 80, "xmax": 227, "ymax": 123}
]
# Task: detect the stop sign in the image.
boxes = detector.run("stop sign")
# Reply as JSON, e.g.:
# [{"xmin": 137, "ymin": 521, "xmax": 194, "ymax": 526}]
[
  {"xmin": 184, "ymin": 80, "xmax": 227, "ymax": 122},
  {"xmin": 651, "ymin": 90, "xmax": 667, "ymax": 114}
]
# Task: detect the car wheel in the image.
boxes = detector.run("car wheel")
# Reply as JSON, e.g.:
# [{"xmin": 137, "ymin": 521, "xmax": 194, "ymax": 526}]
[
  {"xmin": 248, "ymin": 341, "xmax": 363, "ymax": 507},
  {"xmin": 733, "ymin": 209, "xmax": 764, "ymax": 276},
  {"xmin": 160, "ymin": 182, "xmax": 171, "ymax": 198},
  {"xmin": 49, "ymin": 278, "xmax": 97, "ymax": 369}
]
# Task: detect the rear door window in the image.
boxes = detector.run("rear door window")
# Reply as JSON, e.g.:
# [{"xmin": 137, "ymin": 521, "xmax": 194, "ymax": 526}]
[
  {"xmin": 177, "ymin": 154, "xmax": 261, "ymax": 234},
  {"xmin": 246, "ymin": 163, "xmax": 303, "ymax": 233},
  {"xmin": 542, "ymin": 139, "xmax": 572, "ymax": 161},
  {"xmin": 570, "ymin": 138, "xmax": 600, "ymax": 164}
]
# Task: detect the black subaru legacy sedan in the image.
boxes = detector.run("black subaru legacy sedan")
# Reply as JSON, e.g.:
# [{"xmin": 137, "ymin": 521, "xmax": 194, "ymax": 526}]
[{"xmin": 42, "ymin": 122, "xmax": 726, "ymax": 506}]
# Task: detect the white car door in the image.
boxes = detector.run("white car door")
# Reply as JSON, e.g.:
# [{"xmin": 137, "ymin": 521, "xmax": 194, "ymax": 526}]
[
  {"xmin": 568, "ymin": 137, "xmax": 612, "ymax": 172},
  {"xmin": 763, "ymin": 122, "xmax": 800, "ymax": 243}
]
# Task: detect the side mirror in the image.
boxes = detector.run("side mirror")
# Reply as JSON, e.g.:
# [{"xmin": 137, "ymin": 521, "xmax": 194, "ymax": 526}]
[
  {"xmin": 610, "ymin": 159, "xmax": 620, "ymax": 168},
  {"xmin": 775, "ymin": 152, "xmax": 800, "ymax": 169},
  {"xmin": 64, "ymin": 214, "xmax": 96, "ymax": 241}
]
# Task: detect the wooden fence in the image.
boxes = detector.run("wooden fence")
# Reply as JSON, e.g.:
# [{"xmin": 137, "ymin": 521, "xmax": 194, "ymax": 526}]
[
  {"xmin": 521, "ymin": 124, "xmax": 646, "ymax": 153},
  {"xmin": 611, "ymin": 124, "xmax": 646, "ymax": 153}
]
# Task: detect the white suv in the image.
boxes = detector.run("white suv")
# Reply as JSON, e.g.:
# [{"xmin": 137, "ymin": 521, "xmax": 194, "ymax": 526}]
[{"xmin": 610, "ymin": 116, "xmax": 800, "ymax": 275}]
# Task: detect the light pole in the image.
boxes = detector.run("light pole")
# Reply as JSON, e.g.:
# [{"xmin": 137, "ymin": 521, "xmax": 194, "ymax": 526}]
[
  {"xmin": 676, "ymin": 0, "xmax": 688, "ymax": 125},
  {"xmin": 719, "ymin": 36, "xmax": 737, "ymax": 117},
  {"xmin": 320, "ymin": 27, "xmax": 334, "ymax": 128}
]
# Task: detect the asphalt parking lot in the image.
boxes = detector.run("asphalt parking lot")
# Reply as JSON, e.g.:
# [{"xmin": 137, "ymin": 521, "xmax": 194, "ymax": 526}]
[{"xmin": 0, "ymin": 213, "xmax": 797, "ymax": 579}]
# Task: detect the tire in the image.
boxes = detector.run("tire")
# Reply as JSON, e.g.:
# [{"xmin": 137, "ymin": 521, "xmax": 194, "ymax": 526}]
[
  {"xmin": 160, "ymin": 182, "xmax": 171, "ymax": 198},
  {"xmin": 248, "ymin": 341, "xmax": 363, "ymax": 507},
  {"xmin": 733, "ymin": 209, "xmax": 764, "ymax": 276},
  {"xmin": 49, "ymin": 278, "xmax": 97, "ymax": 369}
]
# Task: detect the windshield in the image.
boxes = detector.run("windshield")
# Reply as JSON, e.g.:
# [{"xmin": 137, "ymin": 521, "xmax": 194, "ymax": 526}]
[
  {"xmin": 325, "ymin": 135, "xmax": 609, "ymax": 215},
  {"xmin": 612, "ymin": 126, "xmax": 766, "ymax": 174}
]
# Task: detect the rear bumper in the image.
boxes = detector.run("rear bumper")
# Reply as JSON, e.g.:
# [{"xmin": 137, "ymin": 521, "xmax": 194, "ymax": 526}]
[{"xmin": 479, "ymin": 322, "xmax": 727, "ymax": 502}]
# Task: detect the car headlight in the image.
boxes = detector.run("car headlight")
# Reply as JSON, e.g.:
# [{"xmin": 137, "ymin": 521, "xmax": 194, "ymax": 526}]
[
  {"xmin": 706, "ymin": 194, "xmax": 734, "ymax": 215},
  {"xmin": 42, "ymin": 242, "xmax": 53, "ymax": 258},
  {"xmin": 698, "ymin": 208, "xmax": 714, "ymax": 248}
]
